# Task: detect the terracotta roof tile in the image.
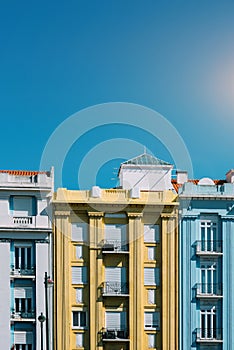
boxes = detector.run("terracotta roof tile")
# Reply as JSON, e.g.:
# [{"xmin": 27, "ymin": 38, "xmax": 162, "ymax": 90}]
[
  {"xmin": 171, "ymin": 179, "xmax": 226, "ymax": 193},
  {"xmin": 0, "ymin": 170, "xmax": 48, "ymax": 176}
]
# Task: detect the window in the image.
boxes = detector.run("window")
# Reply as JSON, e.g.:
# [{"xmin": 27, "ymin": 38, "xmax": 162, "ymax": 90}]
[
  {"xmin": 76, "ymin": 288, "xmax": 83, "ymax": 303},
  {"xmin": 14, "ymin": 244, "xmax": 33, "ymax": 270},
  {"xmin": 72, "ymin": 311, "xmax": 87, "ymax": 328},
  {"xmin": 105, "ymin": 311, "xmax": 127, "ymax": 329},
  {"xmin": 105, "ymin": 224, "xmax": 126, "ymax": 244},
  {"xmin": 200, "ymin": 306, "xmax": 217, "ymax": 339},
  {"xmin": 200, "ymin": 219, "xmax": 218, "ymax": 252},
  {"xmin": 72, "ymin": 267, "xmax": 87, "ymax": 284},
  {"xmin": 76, "ymin": 246, "xmax": 83, "ymax": 260},
  {"xmin": 76, "ymin": 333, "xmax": 83, "ymax": 347},
  {"xmin": 72, "ymin": 223, "xmax": 87, "ymax": 242},
  {"xmin": 144, "ymin": 225, "xmax": 159, "ymax": 243},
  {"xmin": 105, "ymin": 267, "xmax": 126, "ymax": 283},
  {"xmin": 148, "ymin": 247, "xmax": 155, "ymax": 261},
  {"xmin": 144, "ymin": 268, "xmax": 160, "ymax": 286},
  {"xmin": 144, "ymin": 312, "xmax": 160, "ymax": 329},
  {"xmin": 14, "ymin": 331, "xmax": 33, "ymax": 349},
  {"xmin": 200, "ymin": 261, "xmax": 218, "ymax": 294},
  {"xmin": 148, "ymin": 289, "xmax": 156, "ymax": 305},
  {"xmin": 10, "ymin": 196, "xmax": 37, "ymax": 216},
  {"xmin": 14, "ymin": 287, "xmax": 33, "ymax": 315},
  {"xmin": 148, "ymin": 334, "xmax": 156, "ymax": 348}
]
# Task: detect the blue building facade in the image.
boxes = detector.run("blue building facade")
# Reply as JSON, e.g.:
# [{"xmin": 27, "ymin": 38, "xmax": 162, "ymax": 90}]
[{"xmin": 179, "ymin": 173, "xmax": 234, "ymax": 350}]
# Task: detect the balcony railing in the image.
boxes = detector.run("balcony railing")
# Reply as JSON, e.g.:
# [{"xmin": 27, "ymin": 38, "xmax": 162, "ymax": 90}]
[
  {"xmin": 196, "ymin": 328, "xmax": 223, "ymax": 342},
  {"xmin": 11, "ymin": 310, "xmax": 36, "ymax": 320},
  {"xmin": 13, "ymin": 216, "xmax": 33, "ymax": 226},
  {"xmin": 102, "ymin": 282, "xmax": 129, "ymax": 296},
  {"xmin": 102, "ymin": 328, "xmax": 129, "ymax": 341},
  {"xmin": 10, "ymin": 265, "xmax": 35, "ymax": 277},
  {"xmin": 196, "ymin": 283, "xmax": 223, "ymax": 297},
  {"xmin": 101, "ymin": 240, "xmax": 129, "ymax": 253},
  {"xmin": 196, "ymin": 241, "xmax": 223, "ymax": 255}
]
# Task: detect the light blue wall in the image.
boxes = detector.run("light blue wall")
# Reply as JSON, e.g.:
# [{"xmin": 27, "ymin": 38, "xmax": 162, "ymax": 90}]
[{"xmin": 179, "ymin": 182, "xmax": 234, "ymax": 350}]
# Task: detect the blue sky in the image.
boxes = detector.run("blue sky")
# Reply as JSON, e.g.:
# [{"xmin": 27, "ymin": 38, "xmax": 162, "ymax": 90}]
[{"xmin": 0, "ymin": 1, "xmax": 233, "ymax": 189}]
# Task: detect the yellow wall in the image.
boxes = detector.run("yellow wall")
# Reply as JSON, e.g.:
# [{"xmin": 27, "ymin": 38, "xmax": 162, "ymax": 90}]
[{"xmin": 53, "ymin": 188, "xmax": 178, "ymax": 350}]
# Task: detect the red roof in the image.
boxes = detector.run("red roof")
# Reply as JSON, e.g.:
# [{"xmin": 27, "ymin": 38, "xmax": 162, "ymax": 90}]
[
  {"xmin": 0, "ymin": 170, "xmax": 48, "ymax": 176},
  {"xmin": 171, "ymin": 179, "xmax": 226, "ymax": 193}
]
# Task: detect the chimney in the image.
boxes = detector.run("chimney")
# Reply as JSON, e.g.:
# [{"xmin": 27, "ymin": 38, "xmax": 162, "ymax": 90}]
[
  {"xmin": 226, "ymin": 169, "xmax": 234, "ymax": 183},
  {"xmin": 176, "ymin": 170, "xmax": 188, "ymax": 185}
]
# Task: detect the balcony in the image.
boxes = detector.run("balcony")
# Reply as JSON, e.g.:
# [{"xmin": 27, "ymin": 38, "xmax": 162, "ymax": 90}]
[
  {"xmin": 102, "ymin": 282, "xmax": 129, "ymax": 297},
  {"xmin": 196, "ymin": 283, "xmax": 223, "ymax": 299},
  {"xmin": 11, "ymin": 310, "xmax": 36, "ymax": 321},
  {"xmin": 102, "ymin": 328, "xmax": 129, "ymax": 342},
  {"xmin": 196, "ymin": 241, "xmax": 223, "ymax": 256},
  {"xmin": 13, "ymin": 216, "xmax": 34, "ymax": 227},
  {"xmin": 101, "ymin": 240, "xmax": 129, "ymax": 254},
  {"xmin": 10, "ymin": 265, "xmax": 35, "ymax": 278},
  {"xmin": 196, "ymin": 328, "xmax": 223, "ymax": 343}
]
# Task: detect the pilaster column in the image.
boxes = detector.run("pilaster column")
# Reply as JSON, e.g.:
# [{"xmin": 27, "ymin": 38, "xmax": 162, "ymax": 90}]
[
  {"xmin": 53, "ymin": 210, "xmax": 70, "ymax": 350},
  {"xmin": 161, "ymin": 213, "xmax": 178, "ymax": 350},
  {"xmin": 128, "ymin": 212, "xmax": 144, "ymax": 350},
  {"xmin": 88, "ymin": 212, "xmax": 104, "ymax": 350}
]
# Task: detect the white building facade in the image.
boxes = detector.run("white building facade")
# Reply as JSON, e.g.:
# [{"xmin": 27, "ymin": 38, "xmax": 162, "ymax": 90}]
[{"xmin": 0, "ymin": 169, "xmax": 53, "ymax": 350}]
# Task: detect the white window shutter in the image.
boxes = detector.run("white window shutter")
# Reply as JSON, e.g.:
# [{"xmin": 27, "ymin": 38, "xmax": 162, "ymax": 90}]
[
  {"xmin": 14, "ymin": 287, "xmax": 32, "ymax": 299},
  {"xmin": 76, "ymin": 288, "xmax": 83, "ymax": 303},
  {"xmin": 144, "ymin": 268, "xmax": 159, "ymax": 286},
  {"xmin": 76, "ymin": 333, "xmax": 83, "ymax": 347},
  {"xmin": 105, "ymin": 267, "xmax": 126, "ymax": 283},
  {"xmin": 148, "ymin": 289, "xmax": 155, "ymax": 304},
  {"xmin": 105, "ymin": 224, "xmax": 126, "ymax": 242},
  {"xmin": 144, "ymin": 225, "xmax": 159, "ymax": 242},
  {"xmin": 72, "ymin": 267, "xmax": 87, "ymax": 284},
  {"xmin": 148, "ymin": 247, "xmax": 155, "ymax": 260},
  {"xmin": 14, "ymin": 332, "xmax": 33, "ymax": 344},
  {"xmin": 106, "ymin": 311, "xmax": 126, "ymax": 329},
  {"xmin": 76, "ymin": 246, "xmax": 83, "ymax": 259},
  {"xmin": 72, "ymin": 223, "xmax": 87, "ymax": 242},
  {"xmin": 148, "ymin": 334, "xmax": 156, "ymax": 348}
]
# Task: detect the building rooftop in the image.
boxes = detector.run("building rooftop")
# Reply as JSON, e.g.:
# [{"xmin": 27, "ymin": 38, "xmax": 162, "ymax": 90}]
[{"xmin": 120, "ymin": 153, "xmax": 171, "ymax": 166}]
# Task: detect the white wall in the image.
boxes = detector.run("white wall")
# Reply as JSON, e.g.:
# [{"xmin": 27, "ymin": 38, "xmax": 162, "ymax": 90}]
[{"xmin": 0, "ymin": 242, "xmax": 11, "ymax": 349}]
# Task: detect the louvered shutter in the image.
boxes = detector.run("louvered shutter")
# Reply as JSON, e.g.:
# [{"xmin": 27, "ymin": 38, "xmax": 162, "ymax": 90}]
[
  {"xmin": 105, "ymin": 224, "xmax": 126, "ymax": 243},
  {"xmin": 148, "ymin": 247, "xmax": 155, "ymax": 260},
  {"xmin": 144, "ymin": 268, "xmax": 160, "ymax": 286},
  {"xmin": 144, "ymin": 225, "xmax": 159, "ymax": 242},
  {"xmin": 144, "ymin": 312, "xmax": 160, "ymax": 328},
  {"xmin": 14, "ymin": 287, "xmax": 32, "ymax": 298},
  {"xmin": 148, "ymin": 289, "xmax": 155, "ymax": 304},
  {"xmin": 14, "ymin": 332, "xmax": 33, "ymax": 344},
  {"xmin": 72, "ymin": 223, "xmax": 87, "ymax": 242},
  {"xmin": 106, "ymin": 311, "xmax": 126, "ymax": 329},
  {"xmin": 76, "ymin": 288, "xmax": 83, "ymax": 303},
  {"xmin": 76, "ymin": 333, "xmax": 83, "ymax": 347},
  {"xmin": 72, "ymin": 267, "xmax": 87, "ymax": 284},
  {"xmin": 76, "ymin": 246, "xmax": 83, "ymax": 259},
  {"xmin": 105, "ymin": 267, "xmax": 126, "ymax": 283},
  {"xmin": 148, "ymin": 334, "xmax": 156, "ymax": 348}
]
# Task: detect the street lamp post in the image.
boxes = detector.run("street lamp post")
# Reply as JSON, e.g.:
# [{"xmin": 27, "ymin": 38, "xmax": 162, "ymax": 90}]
[
  {"xmin": 38, "ymin": 312, "xmax": 46, "ymax": 350},
  {"xmin": 44, "ymin": 272, "xmax": 54, "ymax": 350}
]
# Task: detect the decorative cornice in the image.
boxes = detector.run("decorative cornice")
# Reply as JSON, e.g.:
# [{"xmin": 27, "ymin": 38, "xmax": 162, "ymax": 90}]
[
  {"xmin": 54, "ymin": 210, "xmax": 70, "ymax": 217},
  {"xmin": 88, "ymin": 211, "xmax": 104, "ymax": 218}
]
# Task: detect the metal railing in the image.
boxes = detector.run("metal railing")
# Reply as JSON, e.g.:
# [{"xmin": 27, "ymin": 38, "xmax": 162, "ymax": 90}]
[
  {"xmin": 196, "ymin": 328, "xmax": 223, "ymax": 341},
  {"xmin": 102, "ymin": 328, "xmax": 129, "ymax": 340},
  {"xmin": 101, "ymin": 240, "xmax": 128, "ymax": 252},
  {"xmin": 196, "ymin": 283, "xmax": 223, "ymax": 296},
  {"xmin": 10, "ymin": 265, "xmax": 35, "ymax": 276},
  {"xmin": 11, "ymin": 310, "xmax": 36, "ymax": 319},
  {"xmin": 196, "ymin": 240, "xmax": 223, "ymax": 254},
  {"xmin": 102, "ymin": 282, "xmax": 129, "ymax": 295}
]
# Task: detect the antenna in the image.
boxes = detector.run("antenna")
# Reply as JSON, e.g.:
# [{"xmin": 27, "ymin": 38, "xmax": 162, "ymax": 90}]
[{"xmin": 144, "ymin": 146, "xmax": 147, "ymax": 154}]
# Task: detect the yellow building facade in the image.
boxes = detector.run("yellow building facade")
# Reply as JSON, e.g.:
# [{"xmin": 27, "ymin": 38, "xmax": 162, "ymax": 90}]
[{"xmin": 53, "ymin": 187, "xmax": 178, "ymax": 350}]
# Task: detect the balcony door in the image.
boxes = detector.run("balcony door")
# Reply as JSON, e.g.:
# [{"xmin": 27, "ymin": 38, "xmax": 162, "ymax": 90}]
[
  {"xmin": 200, "ymin": 220, "xmax": 217, "ymax": 252},
  {"xmin": 200, "ymin": 306, "xmax": 217, "ymax": 339},
  {"xmin": 15, "ymin": 244, "xmax": 33, "ymax": 270},
  {"xmin": 201, "ymin": 262, "xmax": 217, "ymax": 294}
]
